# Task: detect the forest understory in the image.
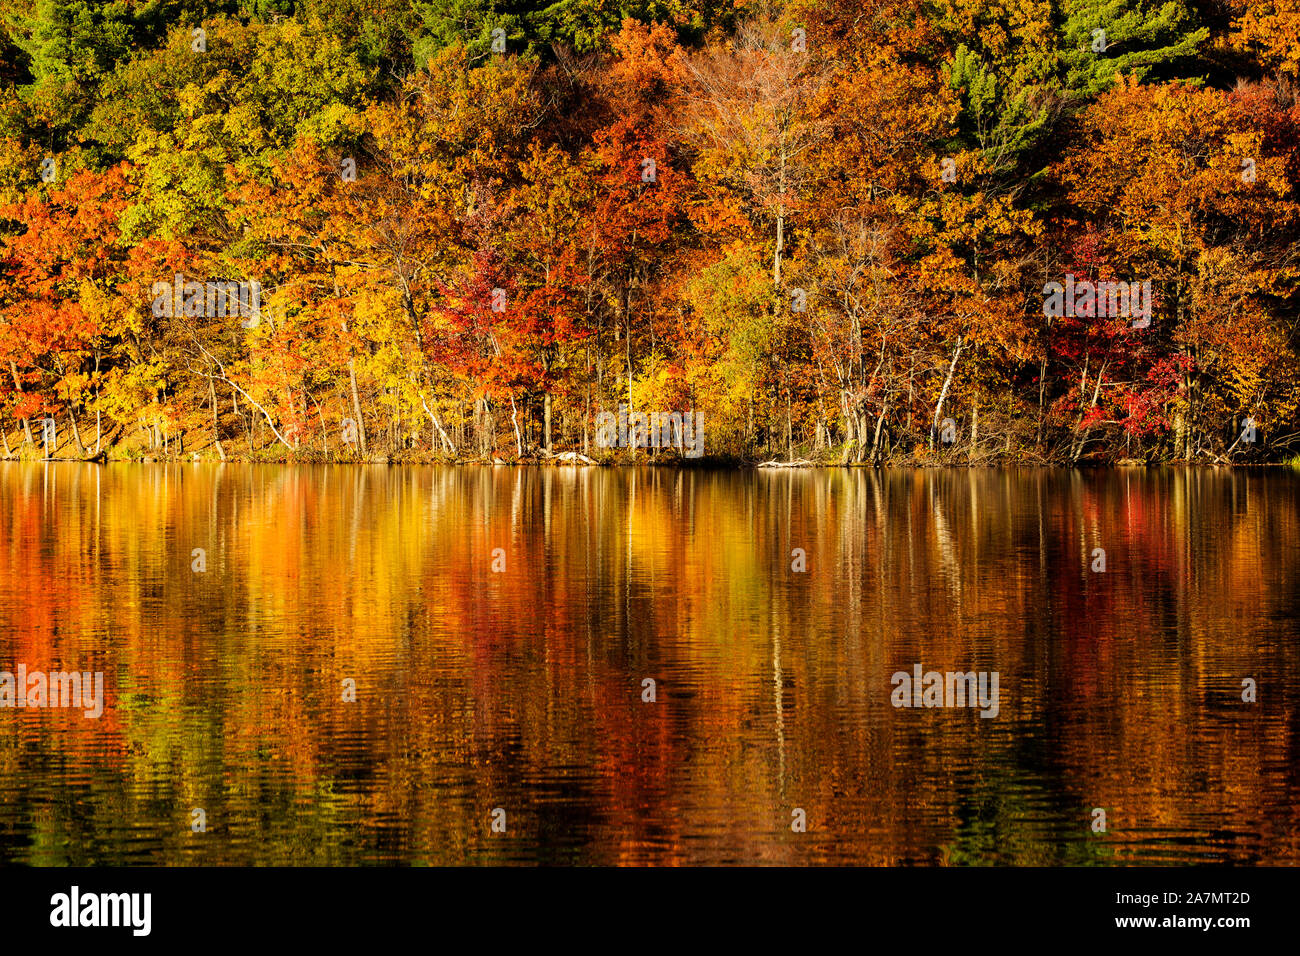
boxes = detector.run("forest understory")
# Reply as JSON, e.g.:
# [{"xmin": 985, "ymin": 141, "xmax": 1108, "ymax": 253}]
[{"xmin": 2, "ymin": 399, "xmax": 1291, "ymax": 466}]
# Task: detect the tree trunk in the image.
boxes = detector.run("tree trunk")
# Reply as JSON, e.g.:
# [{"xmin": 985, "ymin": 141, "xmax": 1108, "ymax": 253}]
[
  {"xmin": 1071, "ymin": 368, "xmax": 1105, "ymax": 462},
  {"xmin": 774, "ymin": 207, "xmax": 784, "ymax": 288},
  {"xmin": 839, "ymin": 391, "xmax": 857, "ymax": 464},
  {"xmin": 314, "ymin": 398, "xmax": 329, "ymax": 453},
  {"xmin": 68, "ymin": 410, "xmax": 86, "ymax": 457},
  {"xmin": 348, "ymin": 358, "xmax": 367, "ymax": 456},
  {"xmin": 931, "ymin": 335, "xmax": 964, "ymax": 449},
  {"xmin": 220, "ymin": 375, "xmax": 296, "ymax": 449},
  {"xmin": 840, "ymin": 390, "xmax": 856, "ymax": 449},
  {"xmin": 872, "ymin": 401, "xmax": 889, "ymax": 463},
  {"xmin": 774, "ymin": 140, "xmax": 786, "ymax": 287},
  {"xmin": 420, "ymin": 396, "xmax": 456, "ymax": 456},
  {"xmin": 544, "ymin": 391, "xmax": 553, "ymax": 455},
  {"xmin": 625, "ymin": 305, "xmax": 634, "ymax": 459},
  {"xmin": 1036, "ymin": 353, "xmax": 1048, "ymax": 449},
  {"xmin": 509, "ymin": 395, "xmax": 524, "ymax": 457},
  {"xmin": 476, "ymin": 397, "xmax": 495, "ymax": 458},
  {"xmin": 209, "ymin": 377, "xmax": 226, "ymax": 460},
  {"xmin": 786, "ymin": 392, "xmax": 793, "ymax": 462},
  {"xmin": 9, "ymin": 361, "xmax": 34, "ymax": 445},
  {"xmin": 582, "ymin": 388, "xmax": 590, "ymax": 456}
]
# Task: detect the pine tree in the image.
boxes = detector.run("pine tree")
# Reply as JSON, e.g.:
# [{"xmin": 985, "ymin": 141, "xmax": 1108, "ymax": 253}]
[{"xmin": 1058, "ymin": 0, "xmax": 1209, "ymax": 98}]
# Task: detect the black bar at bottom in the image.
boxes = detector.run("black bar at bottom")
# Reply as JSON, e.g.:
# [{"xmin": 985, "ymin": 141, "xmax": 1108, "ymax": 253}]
[{"xmin": 0, "ymin": 865, "xmax": 1284, "ymax": 944}]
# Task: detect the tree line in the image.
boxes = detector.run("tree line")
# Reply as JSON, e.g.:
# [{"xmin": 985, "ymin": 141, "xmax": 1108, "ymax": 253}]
[{"xmin": 2, "ymin": 0, "xmax": 1299, "ymax": 463}]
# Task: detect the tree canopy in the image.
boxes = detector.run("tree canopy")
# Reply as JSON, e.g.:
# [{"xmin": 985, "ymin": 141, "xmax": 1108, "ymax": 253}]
[{"xmin": 2, "ymin": 0, "xmax": 1298, "ymax": 463}]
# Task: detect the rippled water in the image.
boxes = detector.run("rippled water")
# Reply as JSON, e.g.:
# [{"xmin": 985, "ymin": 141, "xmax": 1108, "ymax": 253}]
[{"xmin": 1, "ymin": 464, "xmax": 1297, "ymax": 865}]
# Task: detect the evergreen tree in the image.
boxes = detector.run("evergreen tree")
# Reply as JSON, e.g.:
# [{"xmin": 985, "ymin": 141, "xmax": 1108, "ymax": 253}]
[{"xmin": 1058, "ymin": 0, "xmax": 1209, "ymax": 98}]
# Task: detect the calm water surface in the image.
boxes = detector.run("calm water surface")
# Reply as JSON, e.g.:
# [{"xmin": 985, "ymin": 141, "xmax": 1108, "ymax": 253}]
[{"xmin": 1, "ymin": 464, "xmax": 1298, "ymax": 865}]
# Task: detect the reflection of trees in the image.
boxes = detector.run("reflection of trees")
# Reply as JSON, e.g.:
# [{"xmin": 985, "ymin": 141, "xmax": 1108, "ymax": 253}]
[{"xmin": 0, "ymin": 465, "xmax": 1296, "ymax": 863}]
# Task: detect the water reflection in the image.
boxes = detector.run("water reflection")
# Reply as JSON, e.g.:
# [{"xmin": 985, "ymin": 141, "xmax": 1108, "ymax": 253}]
[{"xmin": 0, "ymin": 464, "xmax": 1297, "ymax": 864}]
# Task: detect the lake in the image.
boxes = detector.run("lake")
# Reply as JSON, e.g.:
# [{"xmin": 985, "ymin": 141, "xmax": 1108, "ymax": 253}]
[{"xmin": 1, "ymin": 464, "xmax": 1297, "ymax": 865}]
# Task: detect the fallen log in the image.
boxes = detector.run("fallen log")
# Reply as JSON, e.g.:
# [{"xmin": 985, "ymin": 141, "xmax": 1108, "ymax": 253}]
[{"xmin": 549, "ymin": 451, "xmax": 597, "ymax": 465}]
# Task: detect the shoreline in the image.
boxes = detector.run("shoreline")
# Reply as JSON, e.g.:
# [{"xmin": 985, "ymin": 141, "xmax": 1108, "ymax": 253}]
[
  {"xmin": 2, "ymin": 455, "xmax": 1295, "ymax": 469},
  {"xmin": 5, "ymin": 427, "xmax": 1296, "ymax": 469}
]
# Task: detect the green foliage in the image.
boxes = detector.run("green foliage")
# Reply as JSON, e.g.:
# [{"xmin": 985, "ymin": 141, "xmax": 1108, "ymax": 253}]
[
  {"xmin": 411, "ymin": 0, "xmax": 736, "ymax": 65},
  {"xmin": 1058, "ymin": 0, "xmax": 1209, "ymax": 98},
  {"xmin": 10, "ymin": 0, "xmax": 135, "ymax": 84},
  {"xmin": 945, "ymin": 42, "xmax": 1052, "ymax": 175}
]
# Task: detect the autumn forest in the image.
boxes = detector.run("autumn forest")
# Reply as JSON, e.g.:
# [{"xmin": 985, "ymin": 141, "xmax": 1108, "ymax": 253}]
[{"xmin": 2, "ymin": 0, "xmax": 1299, "ymax": 465}]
